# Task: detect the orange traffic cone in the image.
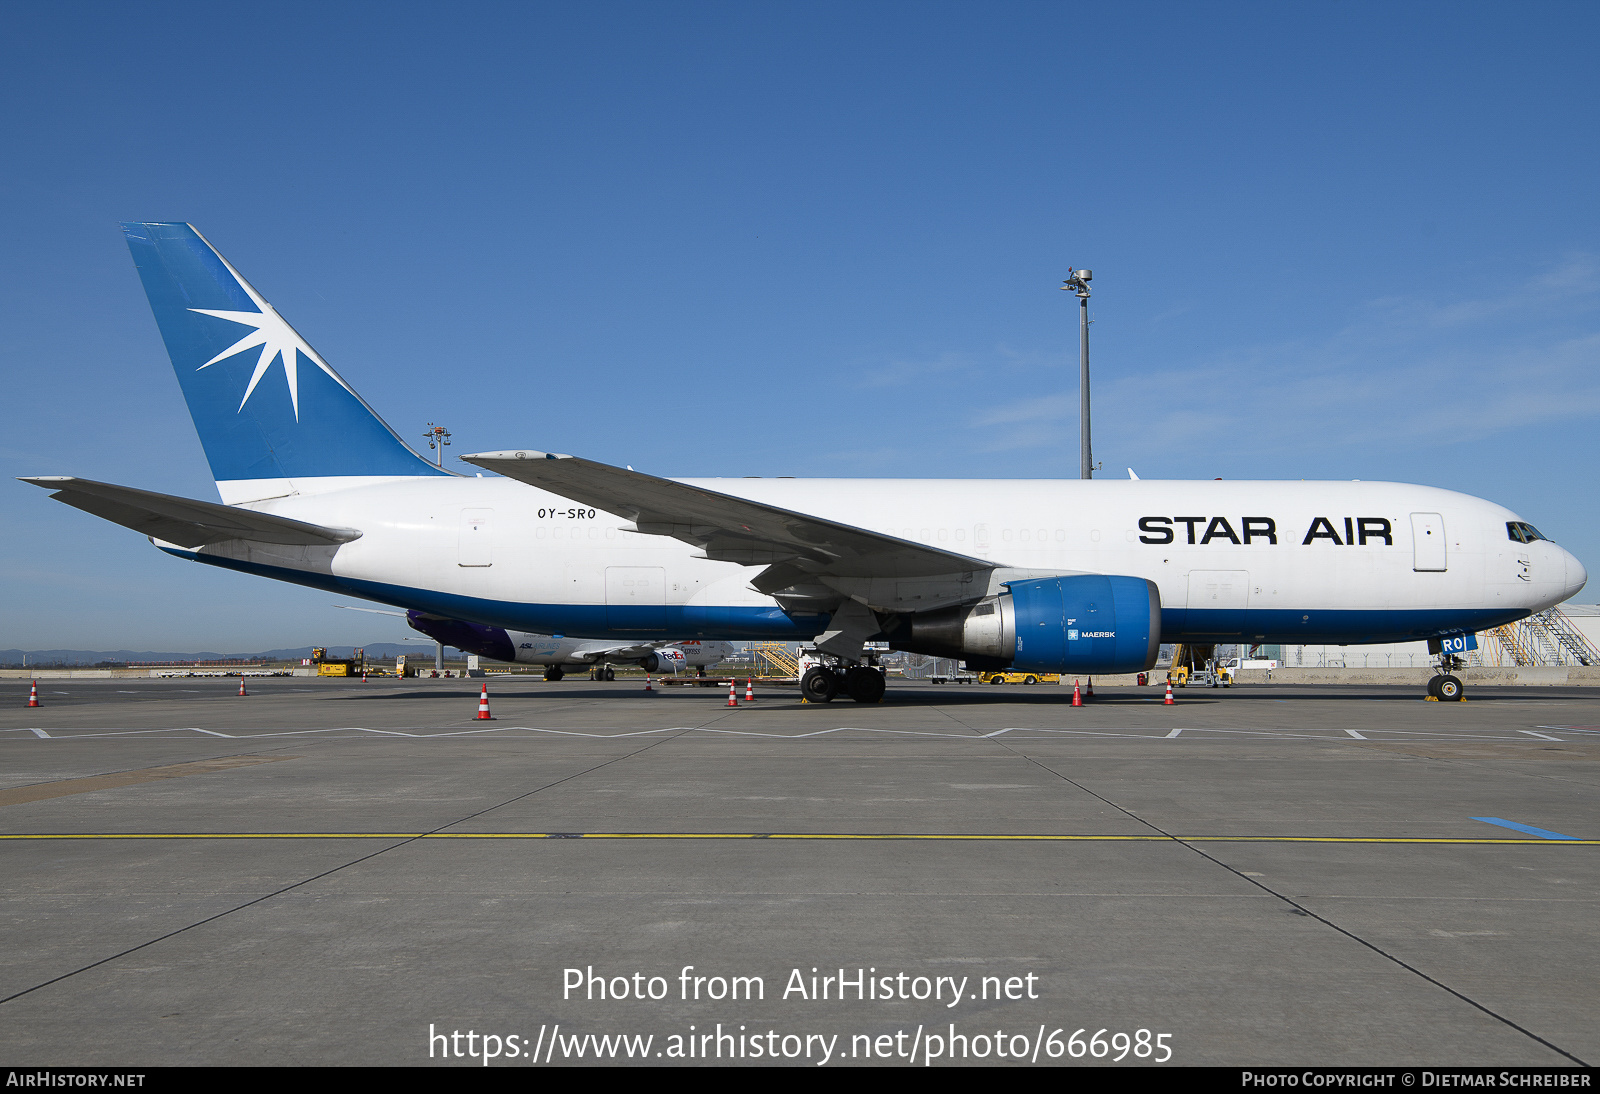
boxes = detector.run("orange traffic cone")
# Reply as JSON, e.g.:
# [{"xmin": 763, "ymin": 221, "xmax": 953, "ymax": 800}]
[
  {"xmin": 238, "ymin": 678, "xmax": 248, "ymax": 697},
  {"xmin": 1164, "ymin": 681, "xmax": 1175, "ymax": 705},
  {"xmin": 645, "ymin": 673, "xmax": 653, "ymax": 692},
  {"xmin": 745, "ymin": 677, "xmax": 755, "ymax": 702},
  {"xmin": 1071, "ymin": 680, "xmax": 1082, "ymax": 707},
  {"xmin": 476, "ymin": 683, "xmax": 494, "ymax": 720},
  {"xmin": 727, "ymin": 679, "xmax": 739, "ymax": 707},
  {"xmin": 1086, "ymin": 677, "xmax": 1095, "ymax": 699},
  {"xmin": 27, "ymin": 680, "xmax": 39, "ymax": 707},
  {"xmin": 362, "ymin": 670, "xmax": 368, "ymax": 682}
]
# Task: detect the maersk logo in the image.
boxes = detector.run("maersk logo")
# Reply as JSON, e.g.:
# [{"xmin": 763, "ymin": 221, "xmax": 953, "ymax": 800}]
[
  {"xmin": 1081, "ymin": 631, "xmax": 1115, "ymax": 638},
  {"xmin": 187, "ymin": 247, "xmax": 355, "ymax": 421},
  {"xmin": 1068, "ymin": 629, "xmax": 1078, "ymax": 641}
]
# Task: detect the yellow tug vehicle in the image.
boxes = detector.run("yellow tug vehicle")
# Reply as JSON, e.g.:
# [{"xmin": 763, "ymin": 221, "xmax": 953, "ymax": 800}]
[{"xmin": 978, "ymin": 671, "xmax": 1061, "ymax": 685}]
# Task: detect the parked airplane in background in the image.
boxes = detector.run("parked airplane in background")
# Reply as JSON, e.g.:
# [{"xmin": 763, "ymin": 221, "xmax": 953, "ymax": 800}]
[
  {"xmin": 411, "ymin": 617, "xmax": 735, "ymax": 681},
  {"xmin": 23, "ymin": 223, "xmax": 1587, "ymax": 703},
  {"xmin": 342, "ymin": 605, "xmax": 736, "ymax": 680}
]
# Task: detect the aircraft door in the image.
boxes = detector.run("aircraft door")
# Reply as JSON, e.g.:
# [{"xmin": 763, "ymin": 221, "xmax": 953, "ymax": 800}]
[
  {"xmin": 1410, "ymin": 513, "xmax": 1447, "ymax": 571},
  {"xmin": 1186, "ymin": 571, "xmax": 1249, "ymax": 639},
  {"xmin": 1187, "ymin": 571, "xmax": 1250, "ymax": 611},
  {"xmin": 606, "ymin": 567, "xmax": 667, "ymax": 631},
  {"xmin": 458, "ymin": 509, "xmax": 493, "ymax": 567}
]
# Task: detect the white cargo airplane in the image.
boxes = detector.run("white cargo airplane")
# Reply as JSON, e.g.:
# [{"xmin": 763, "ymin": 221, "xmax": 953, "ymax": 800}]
[
  {"xmin": 342, "ymin": 605, "xmax": 735, "ymax": 680},
  {"xmin": 22, "ymin": 224, "xmax": 1587, "ymax": 703}
]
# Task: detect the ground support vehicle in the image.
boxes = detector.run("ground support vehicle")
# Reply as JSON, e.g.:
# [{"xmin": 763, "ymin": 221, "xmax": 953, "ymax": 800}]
[{"xmin": 978, "ymin": 671, "xmax": 1060, "ymax": 685}]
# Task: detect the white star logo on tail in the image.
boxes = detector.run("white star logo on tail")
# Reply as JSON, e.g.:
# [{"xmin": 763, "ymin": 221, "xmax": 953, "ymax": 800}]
[{"xmin": 187, "ymin": 251, "xmax": 355, "ymax": 421}]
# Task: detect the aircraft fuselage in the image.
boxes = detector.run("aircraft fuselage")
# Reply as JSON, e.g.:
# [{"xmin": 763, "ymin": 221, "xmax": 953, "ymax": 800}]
[{"xmin": 166, "ymin": 475, "xmax": 1583, "ymax": 647}]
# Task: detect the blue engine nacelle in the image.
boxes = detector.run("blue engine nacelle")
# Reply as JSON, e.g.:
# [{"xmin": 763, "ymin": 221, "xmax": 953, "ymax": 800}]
[
  {"xmin": 1006, "ymin": 575, "xmax": 1161, "ymax": 674},
  {"xmin": 889, "ymin": 574, "xmax": 1161, "ymax": 674}
]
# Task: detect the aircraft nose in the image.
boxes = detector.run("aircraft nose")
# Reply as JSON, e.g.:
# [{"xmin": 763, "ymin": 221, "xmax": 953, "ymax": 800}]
[{"xmin": 1563, "ymin": 549, "xmax": 1588, "ymax": 601}]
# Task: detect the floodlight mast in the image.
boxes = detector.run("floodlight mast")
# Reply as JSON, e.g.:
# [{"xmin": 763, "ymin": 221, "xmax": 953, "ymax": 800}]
[
  {"xmin": 1061, "ymin": 268, "xmax": 1094, "ymax": 479},
  {"xmin": 423, "ymin": 423, "xmax": 452, "ymax": 469}
]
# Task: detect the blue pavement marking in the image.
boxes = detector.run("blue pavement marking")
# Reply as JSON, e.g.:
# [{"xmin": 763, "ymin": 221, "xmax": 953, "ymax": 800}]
[{"xmin": 1471, "ymin": 817, "xmax": 1580, "ymax": 841}]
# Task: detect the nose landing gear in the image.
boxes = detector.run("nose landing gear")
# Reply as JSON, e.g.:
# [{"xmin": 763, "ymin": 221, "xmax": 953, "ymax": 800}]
[{"xmin": 1427, "ymin": 654, "xmax": 1465, "ymax": 701}]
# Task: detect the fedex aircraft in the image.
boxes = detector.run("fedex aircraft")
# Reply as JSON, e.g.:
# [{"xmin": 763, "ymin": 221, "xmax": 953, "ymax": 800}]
[{"xmin": 23, "ymin": 223, "xmax": 1587, "ymax": 703}]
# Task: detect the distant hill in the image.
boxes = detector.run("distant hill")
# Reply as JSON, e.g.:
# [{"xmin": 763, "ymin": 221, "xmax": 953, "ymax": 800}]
[{"xmin": 0, "ymin": 642, "xmax": 463, "ymax": 667}]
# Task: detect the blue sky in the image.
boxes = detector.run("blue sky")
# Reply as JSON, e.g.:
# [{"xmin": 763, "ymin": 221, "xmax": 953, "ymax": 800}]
[{"xmin": 3, "ymin": 1, "xmax": 1597, "ymax": 650}]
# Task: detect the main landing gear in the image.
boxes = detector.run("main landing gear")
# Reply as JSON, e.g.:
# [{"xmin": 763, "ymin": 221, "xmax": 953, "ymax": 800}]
[
  {"xmin": 1427, "ymin": 655, "xmax": 1465, "ymax": 702},
  {"xmin": 800, "ymin": 660, "xmax": 886, "ymax": 704},
  {"xmin": 543, "ymin": 665, "xmax": 564, "ymax": 682}
]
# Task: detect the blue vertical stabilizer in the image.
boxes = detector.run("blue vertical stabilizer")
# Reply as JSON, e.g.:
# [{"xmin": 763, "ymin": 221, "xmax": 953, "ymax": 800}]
[{"xmin": 121, "ymin": 222, "xmax": 447, "ymax": 486}]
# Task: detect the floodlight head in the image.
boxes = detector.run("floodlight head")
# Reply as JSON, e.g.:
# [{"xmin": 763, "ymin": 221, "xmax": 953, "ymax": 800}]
[{"xmin": 1077, "ymin": 269, "xmax": 1092, "ymax": 281}]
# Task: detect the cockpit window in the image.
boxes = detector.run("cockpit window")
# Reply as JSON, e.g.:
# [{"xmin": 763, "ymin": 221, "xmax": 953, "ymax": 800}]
[{"xmin": 1506, "ymin": 521, "xmax": 1550, "ymax": 544}]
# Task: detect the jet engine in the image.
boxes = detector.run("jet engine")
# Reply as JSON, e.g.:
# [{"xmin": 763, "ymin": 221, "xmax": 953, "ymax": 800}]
[
  {"xmin": 639, "ymin": 648, "xmax": 686, "ymax": 674},
  {"xmin": 887, "ymin": 575, "xmax": 1161, "ymax": 674}
]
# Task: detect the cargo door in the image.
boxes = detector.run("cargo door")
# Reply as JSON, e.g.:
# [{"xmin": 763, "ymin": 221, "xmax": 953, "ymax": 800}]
[
  {"xmin": 1410, "ymin": 513, "xmax": 1447, "ymax": 571},
  {"xmin": 458, "ymin": 509, "xmax": 493, "ymax": 567},
  {"xmin": 606, "ymin": 566, "xmax": 667, "ymax": 631}
]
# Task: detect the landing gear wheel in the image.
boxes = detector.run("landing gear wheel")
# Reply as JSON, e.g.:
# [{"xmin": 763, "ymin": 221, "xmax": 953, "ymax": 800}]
[
  {"xmin": 603, "ymin": 666, "xmax": 615, "ymax": 682},
  {"xmin": 544, "ymin": 666, "xmax": 564, "ymax": 682},
  {"xmin": 845, "ymin": 667, "xmax": 886, "ymax": 704},
  {"xmin": 1436, "ymin": 674, "xmax": 1463, "ymax": 701},
  {"xmin": 1426, "ymin": 675, "xmax": 1442, "ymax": 699},
  {"xmin": 800, "ymin": 667, "xmax": 839, "ymax": 703}
]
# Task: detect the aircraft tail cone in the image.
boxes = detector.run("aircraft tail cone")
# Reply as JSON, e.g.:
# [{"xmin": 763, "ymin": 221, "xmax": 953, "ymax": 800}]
[
  {"xmin": 1071, "ymin": 680, "xmax": 1082, "ymax": 707},
  {"xmin": 476, "ymin": 683, "xmax": 494, "ymax": 720},
  {"xmin": 727, "ymin": 679, "xmax": 739, "ymax": 707},
  {"xmin": 1164, "ymin": 681, "xmax": 1175, "ymax": 705},
  {"xmin": 745, "ymin": 677, "xmax": 755, "ymax": 702},
  {"xmin": 27, "ymin": 680, "xmax": 39, "ymax": 708}
]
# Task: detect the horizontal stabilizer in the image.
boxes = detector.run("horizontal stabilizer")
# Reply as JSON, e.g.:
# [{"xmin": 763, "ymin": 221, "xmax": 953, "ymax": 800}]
[{"xmin": 21, "ymin": 477, "xmax": 362, "ymax": 549}]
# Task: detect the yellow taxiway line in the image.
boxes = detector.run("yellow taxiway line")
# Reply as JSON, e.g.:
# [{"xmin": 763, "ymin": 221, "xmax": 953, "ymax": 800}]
[{"xmin": 0, "ymin": 832, "xmax": 1594, "ymax": 844}]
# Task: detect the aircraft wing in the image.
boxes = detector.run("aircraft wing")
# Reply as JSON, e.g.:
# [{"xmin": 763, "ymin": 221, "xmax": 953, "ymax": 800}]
[
  {"xmin": 21, "ymin": 476, "xmax": 362, "ymax": 549},
  {"xmin": 460, "ymin": 451, "xmax": 991, "ymax": 600},
  {"xmin": 570, "ymin": 641, "xmax": 674, "ymax": 662}
]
